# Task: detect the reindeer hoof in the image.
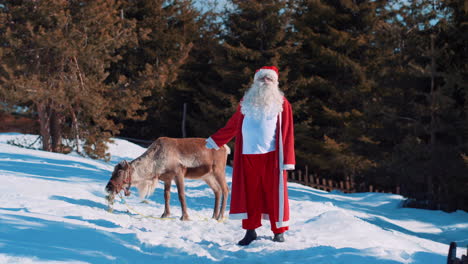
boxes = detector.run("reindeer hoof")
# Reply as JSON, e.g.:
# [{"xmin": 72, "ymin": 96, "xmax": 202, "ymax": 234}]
[
  {"xmin": 141, "ymin": 200, "xmax": 150, "ymax": 204},
  {"xmin": 180, "ymin": 216, "xmax": 190, "ymax": 221},
  {"xmin": 107, "ymin": 207, "xmax": 114, "ymax": 213},
  {"xmin": 161, "ymin": 213, "xmax": 170, "ymax": 218}
]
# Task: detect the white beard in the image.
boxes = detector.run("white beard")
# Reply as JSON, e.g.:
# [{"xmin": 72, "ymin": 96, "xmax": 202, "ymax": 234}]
[{"xmin": 241, "ymin": 80, "xmax": 284, "ymax": 120}]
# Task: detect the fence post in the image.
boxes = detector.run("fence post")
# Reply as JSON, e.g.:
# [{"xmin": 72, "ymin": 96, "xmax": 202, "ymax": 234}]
[
  {"xmin": 310, "ymin": 174, "xmax": 316, "ymax": 187},
  {"xmin": 369, "ymin": 185, "xmax": 373, "ymax": 192},
  {"xmin": 298, "ymin": 170, "xmax": 302, "ymax": 183},
  {"xmin": 396, "ymin": 186, "xmax": 400, "ymax": 195}
]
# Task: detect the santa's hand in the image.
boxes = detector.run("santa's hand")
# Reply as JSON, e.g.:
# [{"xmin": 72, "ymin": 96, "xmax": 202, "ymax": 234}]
[{"xmin": 205, "ymin": 137, "xmax": 220, "ymax": 150}]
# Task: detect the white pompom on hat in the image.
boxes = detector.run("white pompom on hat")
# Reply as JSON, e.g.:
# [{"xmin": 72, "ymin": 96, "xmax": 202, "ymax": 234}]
[{"xmin": 254, "ymin": 66, "xmax": 279, "ymax": 82}]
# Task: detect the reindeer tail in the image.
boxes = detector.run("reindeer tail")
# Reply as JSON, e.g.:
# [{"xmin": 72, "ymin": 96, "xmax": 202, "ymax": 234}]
[{"xmin": 223, "ymin": 144, "xmax": 231, "ymax": 155}]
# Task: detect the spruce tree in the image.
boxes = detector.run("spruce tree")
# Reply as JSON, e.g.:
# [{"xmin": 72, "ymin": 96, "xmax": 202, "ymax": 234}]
[
  {"xmin": 221, "ymin": 0, "xmax": 293, "ymax": 97},
  {"xmin": 288, "ymin": 0, "xmax": 383, "ymax": 183},
  {"xmin": 186, "ymin": 0, "xmax": 295, "ymax": 142},
  {"xmin": 367, "ymin": 0, "xmax": 468, "ymax": 210}
]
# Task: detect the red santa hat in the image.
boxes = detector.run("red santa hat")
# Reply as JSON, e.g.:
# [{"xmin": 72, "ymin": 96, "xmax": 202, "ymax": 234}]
[{"xmin": 254, "ymin": 66, "xmax": 279, "ymax": 82}]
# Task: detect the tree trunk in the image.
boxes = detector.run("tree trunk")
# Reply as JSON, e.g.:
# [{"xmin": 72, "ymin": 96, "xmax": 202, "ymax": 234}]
[
  {"xmin": 181, "ymin": 102, "xmax": 187, "ymax": 138},
  {"xmin": 51, "ymin": 109, "xmax": 64, "ymax": 153},
  {"xmin": 430, "ymin": 33, "xmax": 436, "ymax": 155},
  {"xmin": 69, "ymin": 106, "xmax": 81, "ymax": 155},
  {"xmin": 428, "ymin": 33, "xmax": 437, "ymax": 204},
  {"xmin": 37, "ymin": 102, "xmax": 52, "ymax": 152}
]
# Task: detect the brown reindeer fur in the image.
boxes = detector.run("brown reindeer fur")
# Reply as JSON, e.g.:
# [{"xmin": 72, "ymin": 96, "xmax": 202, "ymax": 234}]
[{"xmin": 106, "ymin": 137, "xmax": 230, "ymax": 221}]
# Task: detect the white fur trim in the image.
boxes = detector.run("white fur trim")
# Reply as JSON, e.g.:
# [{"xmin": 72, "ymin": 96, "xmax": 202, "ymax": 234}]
[
  {"xmin": 254, "ymin": 69, "xmax": 278, "ymax": 82},
  {"xmin": 229, "ymin": 213, "xmax": 248, "ymax": 220},
  {"xmin": 276, "ymin": 220, "xmax": 289, "ymax": 228},
  {"xmin": 278, "ymin": 114, "xmax": 285, "ymax": 226},
  {"xmin": 223, "ymin": 144, "xmax": 231, "ymax": 155},
  {"xmin": 262, "ymin": 213, "xmax": 270, "ymax": 220},
  {"xmin": 283, "ymin": 164, "xmax": 295, "ymax": 170},
  {"xmin": 205, "ymin": 137, "xmax": 220, "ymax": 150}
]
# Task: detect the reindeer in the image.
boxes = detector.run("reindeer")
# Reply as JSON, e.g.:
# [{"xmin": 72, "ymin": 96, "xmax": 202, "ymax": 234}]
[{"xmin": 105, "ymin": 137, "xmax": 230, "ymax": 221}]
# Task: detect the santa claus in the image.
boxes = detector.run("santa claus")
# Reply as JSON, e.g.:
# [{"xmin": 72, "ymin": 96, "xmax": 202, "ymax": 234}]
[{"xmin": 205, "ymin": 66, "xmax": 295, "ymax": 245}]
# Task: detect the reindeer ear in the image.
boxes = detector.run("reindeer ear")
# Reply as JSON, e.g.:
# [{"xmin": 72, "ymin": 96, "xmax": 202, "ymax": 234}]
[{"xmin": 119, "ymin": 160, "xmax": 128, "ymax": 169}]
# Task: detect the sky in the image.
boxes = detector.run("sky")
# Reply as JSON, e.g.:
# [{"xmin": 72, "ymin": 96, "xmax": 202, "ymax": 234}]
[
  {"xmin": 0, "ymin": 133, "xmax": 467, "ymax": 264},
  {"xmin": 193, "ymin": 0, "xmax": 231, "ymax": 13}
]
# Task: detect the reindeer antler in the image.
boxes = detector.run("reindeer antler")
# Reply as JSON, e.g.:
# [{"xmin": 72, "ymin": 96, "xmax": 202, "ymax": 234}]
[{"xmin": 119, "ymin": 160, "xmax": 130, "ymax": 168}]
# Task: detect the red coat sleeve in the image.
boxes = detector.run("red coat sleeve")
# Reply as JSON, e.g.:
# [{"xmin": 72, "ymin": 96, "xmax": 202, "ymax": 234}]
[
  {"xmin": 282, "ymin": 99, "xmax": 296, "ymax": 166},
  {"xmin": 210, "ymin": 105, "xmax": 242, "ymax": 147}
]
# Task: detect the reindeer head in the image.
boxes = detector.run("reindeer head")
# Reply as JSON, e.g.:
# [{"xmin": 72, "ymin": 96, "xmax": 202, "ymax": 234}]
[{"xmin": 105, "ymin": 160, "xmax": 133, "ymax": 197}]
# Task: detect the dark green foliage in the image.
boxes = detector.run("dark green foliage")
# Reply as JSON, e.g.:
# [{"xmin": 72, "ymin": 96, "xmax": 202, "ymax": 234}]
[
  {"xmin": 365, "ymin": 0, "xmax": 468, "ymax": 211},
  {"xmin": 110, "ymin": 0, "xmax": 203, "ymax": 140},
  {"xmin": 220, "ymin": 0, "xmax": 293, "ymax": 97},
  {"xmin": 182, "ymin": 0, "xmax": 296, "ymax": 143},
  {"xmin": 286, "ymin": 0, "xmax": 383, "ymax": 182}
]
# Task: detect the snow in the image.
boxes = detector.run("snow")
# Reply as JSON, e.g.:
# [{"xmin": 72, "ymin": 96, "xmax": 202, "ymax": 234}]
[{"xmin": 0, "ymin": 133, "xmax": 467, "ymax": 264}]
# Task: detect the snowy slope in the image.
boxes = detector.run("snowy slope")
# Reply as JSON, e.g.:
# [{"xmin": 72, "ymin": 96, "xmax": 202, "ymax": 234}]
[{"xmin": 0, "ymin": 133, "xmax": 467, "ymax": 264}]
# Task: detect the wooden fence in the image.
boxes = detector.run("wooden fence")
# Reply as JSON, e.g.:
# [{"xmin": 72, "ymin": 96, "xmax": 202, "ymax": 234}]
[
  {"xmin": 287, "ymin": 166, "xmax": 401, "ymax": 195},
  {"xmin": 287, "ymin": 167, "xmax": 466, "ymax": 212}
]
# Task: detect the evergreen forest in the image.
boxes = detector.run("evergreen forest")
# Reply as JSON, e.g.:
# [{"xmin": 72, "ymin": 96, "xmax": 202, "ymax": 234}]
[{"xmin": 0, "ymin": 0, "xmax": 467, "ymax": 211}]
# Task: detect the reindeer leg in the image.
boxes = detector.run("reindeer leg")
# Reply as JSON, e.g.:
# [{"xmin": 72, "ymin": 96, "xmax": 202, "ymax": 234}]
[
  {"xmin": 213, "ymin": 188, "xmax": 221, "ymax": 220},
  {"xmin": 214, "ymin": 167, "xmax": 229, "ymax": 221},
  {"xmin": 204, "ymin": 177, "xmax": 221, "ymax": 219},
  {"xmin": 161, "ymin": 180, "xmax": 171, "ymax": 218},
  {"xmin": 174, "ymin": 172, "xmax": 190, "ymax": 221},
  {"xmin": 219, "ymin": 180, "xmax": 229, "ymax": 221}
]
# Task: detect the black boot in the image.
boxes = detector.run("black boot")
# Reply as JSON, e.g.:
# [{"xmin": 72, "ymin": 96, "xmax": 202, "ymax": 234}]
[
  {"xmin": 273, "ymin": 232, "xmax": 285, "ymax": 242},
  {"xmin": 238, "ymin": 229, "xmax": 257, "ymax": 246}
]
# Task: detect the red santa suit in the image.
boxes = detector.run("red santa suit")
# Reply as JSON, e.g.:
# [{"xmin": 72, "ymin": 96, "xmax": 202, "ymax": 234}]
[{"xmin": 206, "ymin": 97, "xmax": 295, "ymax": 234}]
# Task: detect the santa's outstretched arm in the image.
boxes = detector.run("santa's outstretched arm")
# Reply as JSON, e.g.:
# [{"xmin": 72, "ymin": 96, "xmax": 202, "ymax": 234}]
[{"xmin": 206, "ymin": 105, "xmax": 242, "ymax": 149}]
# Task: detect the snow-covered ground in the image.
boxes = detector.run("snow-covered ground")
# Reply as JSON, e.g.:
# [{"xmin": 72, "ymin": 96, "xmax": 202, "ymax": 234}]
[{"xmin": 0, "ymin": 133, "xmax": 467, "ymax": 264}]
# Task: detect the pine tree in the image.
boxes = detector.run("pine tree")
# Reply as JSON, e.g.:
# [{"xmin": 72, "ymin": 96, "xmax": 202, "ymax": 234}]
[
  {"xmin": 0, "ymin": 0, "xmax": 139, "ymax": 159},
  {"xmin": 109, "ymin": 0, "xmax": 201, "ymax": 140},
  {"xmin": 186, "ymin": 0, "xmax": 295, "ymax": 142},
  {"xmin": 174, "ymin": 5, "xmax": 226, "ymax": 138}
]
